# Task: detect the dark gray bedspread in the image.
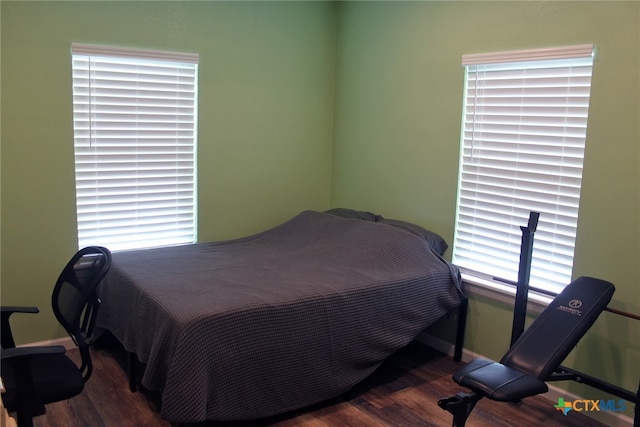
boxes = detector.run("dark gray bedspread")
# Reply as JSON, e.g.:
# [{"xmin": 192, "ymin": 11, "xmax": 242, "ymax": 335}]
[{"xmin": 97, "ymin": 210, "xmax": 463, "ymax": 423}]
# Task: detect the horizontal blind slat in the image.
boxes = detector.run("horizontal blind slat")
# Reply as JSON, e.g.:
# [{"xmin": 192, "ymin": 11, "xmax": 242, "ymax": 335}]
[
  {"xmin": 453, "ymin": 48, "xmax": 594, "ymax": 293},
  {"xmin": 72, "ymin": 48, "xmax": 198, "ymax": 251}
]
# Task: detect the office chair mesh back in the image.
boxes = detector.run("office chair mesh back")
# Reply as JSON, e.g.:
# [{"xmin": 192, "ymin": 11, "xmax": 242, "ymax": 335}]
[{"xmin": 51, "ymin": 246, "xmax": 112, "ymax": 381}]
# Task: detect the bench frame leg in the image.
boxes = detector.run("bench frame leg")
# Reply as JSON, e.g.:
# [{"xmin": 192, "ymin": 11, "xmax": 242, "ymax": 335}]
[{"xmin": 438, "ymin": 391, "xmax": 482, "ymax": 427}]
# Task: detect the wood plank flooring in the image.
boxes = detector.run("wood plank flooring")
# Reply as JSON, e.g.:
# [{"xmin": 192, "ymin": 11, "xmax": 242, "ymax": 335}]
[{"xmin": 25, "ymin": 337, "xmax": 608, "ymax": 427}]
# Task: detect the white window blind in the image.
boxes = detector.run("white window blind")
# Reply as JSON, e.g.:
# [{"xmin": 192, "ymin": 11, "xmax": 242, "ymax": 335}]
[
  {"xmin": 452, "ymin": 45, "xmax": 595, "ymax": 294},
  {"xmin": 71, "ymin": 44, "xmax": 199, "ymax": 251}
]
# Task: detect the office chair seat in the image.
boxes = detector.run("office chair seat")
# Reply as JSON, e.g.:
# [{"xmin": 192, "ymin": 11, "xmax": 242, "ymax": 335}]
[{"xmin": 2, "ymin": 352, "xmax": 85, "ymax": 412}]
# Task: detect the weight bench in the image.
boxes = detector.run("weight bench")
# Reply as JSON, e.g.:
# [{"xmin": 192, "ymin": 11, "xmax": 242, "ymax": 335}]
[{"xmin": 438, "ymin": 276, "xmax": 615, "ymax": 427}]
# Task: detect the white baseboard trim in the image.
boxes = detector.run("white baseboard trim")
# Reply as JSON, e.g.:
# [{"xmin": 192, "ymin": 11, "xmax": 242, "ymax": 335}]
[
  {"xmin": 416, "ymin": 332, "xmax": 634, "ymax": 427},
  {"xmin": 22, "ymin": 336, "xmax": 75, "ymax": 350}
]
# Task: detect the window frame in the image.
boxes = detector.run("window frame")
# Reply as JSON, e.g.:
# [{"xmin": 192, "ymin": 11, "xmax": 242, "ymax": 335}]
[
  {"xmin": 452, "ymin": 44, "xmax": 596, "ymax": 296},
  {"xmin": 71, "ymin": 44, "xmax": 199, "ymax": 252}
]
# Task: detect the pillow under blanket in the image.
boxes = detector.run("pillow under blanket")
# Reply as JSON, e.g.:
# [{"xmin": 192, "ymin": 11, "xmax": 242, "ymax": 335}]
[{"xmin": 324, "ymin": 208, "xmax": 449, "ymax": 255}]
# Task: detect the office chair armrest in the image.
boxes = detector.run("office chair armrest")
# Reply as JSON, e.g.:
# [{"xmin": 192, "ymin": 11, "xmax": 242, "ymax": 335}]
[
  {"xmin": 1, "ymin": 346, "xmax": 66, "ymax": 360},
  {"xmin": 1, "ymin": 306, "xmax": 40, "ymax": 349},
  {"xmin": 1, "ymin": 306, "xmax": 39, "ymax": 315}
]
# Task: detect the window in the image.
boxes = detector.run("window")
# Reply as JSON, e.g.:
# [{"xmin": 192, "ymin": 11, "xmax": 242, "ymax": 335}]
[
  {"xmin": 452, "ymin": 45, "xmax": 595, "ymax": 294},
  {"xmin": 71, "ymin": 44, "xmax": 199, "ymax": 251}
]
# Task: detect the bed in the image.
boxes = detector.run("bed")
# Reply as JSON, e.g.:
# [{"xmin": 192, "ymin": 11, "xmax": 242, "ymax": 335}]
[{"xmin": 96, "ymin": 209, "xmax": 464, "ymax": 423}]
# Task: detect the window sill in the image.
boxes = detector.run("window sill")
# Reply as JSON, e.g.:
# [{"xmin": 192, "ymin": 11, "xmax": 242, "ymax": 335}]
[{"xmin": 461, "ymin": 273, "xmax": 553, "ymax": 315}]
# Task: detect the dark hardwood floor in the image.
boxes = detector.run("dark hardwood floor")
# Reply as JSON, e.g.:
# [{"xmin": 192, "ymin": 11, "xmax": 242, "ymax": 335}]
[{"xmin": 25, "ymin": 337, "xmax": 608, "ymax": 427}]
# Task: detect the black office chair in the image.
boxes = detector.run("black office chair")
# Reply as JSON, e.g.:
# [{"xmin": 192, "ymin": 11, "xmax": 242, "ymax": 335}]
[
  {"xmin": 1, "ymin": 246, "xmax": 112, "ymax": 427},
  {"xmin": 438, "ymin": 276, "xmax": 615, "ymax": 427}
]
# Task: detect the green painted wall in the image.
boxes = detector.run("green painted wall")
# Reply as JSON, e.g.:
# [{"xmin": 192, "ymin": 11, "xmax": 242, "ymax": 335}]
[
  {"xmin": 332, "ymin": 1, "xmax": 639, "ymax": 419},
  {"xmin": 1, "ymin": 1, "xmax": 336, "ymax": 342},
  {"xmin": 2, "ymin": 0, "xmax": 639, "ymax": 419}
]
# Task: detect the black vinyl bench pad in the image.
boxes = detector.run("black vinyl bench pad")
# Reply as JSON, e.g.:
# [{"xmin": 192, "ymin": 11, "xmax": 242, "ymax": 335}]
[
  {"xmin": 453, "ymin": 358, "xmax": 547, "ymax": 401},
  {"xmin": 439, "ymin": 277, "xmax": 615, "ymax": 426}
]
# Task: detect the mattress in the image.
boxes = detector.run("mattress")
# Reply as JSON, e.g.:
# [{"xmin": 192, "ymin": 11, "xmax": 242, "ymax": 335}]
[{"xmin": 96, "ymin": 210, "xmax": 463, "ymax": 423}]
